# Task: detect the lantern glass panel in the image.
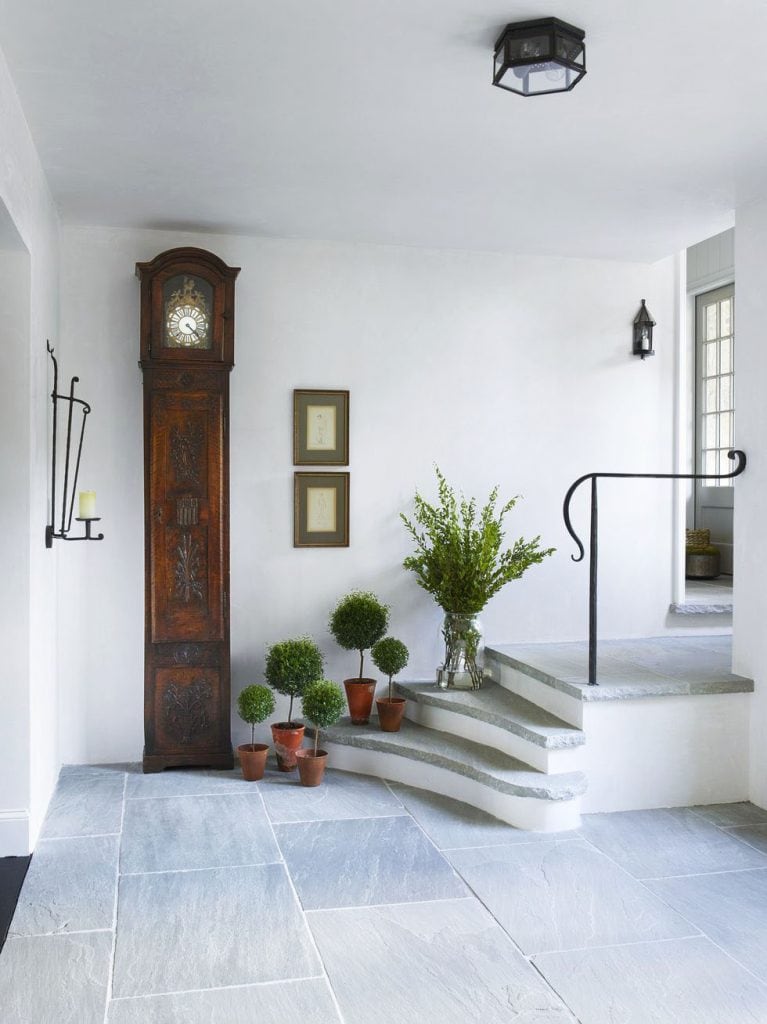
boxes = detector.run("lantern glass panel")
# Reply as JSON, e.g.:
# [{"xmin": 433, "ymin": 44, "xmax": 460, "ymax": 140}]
[
  {"xmin": 555, "ymin": 34, "xmax": 584, "ymax": 65},
  {"xmin": 508, "ymin": 33, "xmax": 551, "ymax": 62},
  {"xmin": 508, "ymin": 62, "xmax": 573, "ymax": 95}
]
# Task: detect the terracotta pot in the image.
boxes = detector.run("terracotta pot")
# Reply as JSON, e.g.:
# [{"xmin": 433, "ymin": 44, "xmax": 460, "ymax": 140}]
[
  {"xmin": 237, "ymin": 743, "xmax": 269, "ymax": 781},
  {"xmin": 270, "ymin": 722, "xmax": 305, "ymax": 771},
  {"xmin": 376, "ymin": 697, "xmax": 406, "ymax": 733},
  {"xmin": 344, "ymin": 678, "xmax": 377, "ymax": 725},
  {"xmin": 296, "ymin": 749, "xmax": 328, "ymax": 787}
]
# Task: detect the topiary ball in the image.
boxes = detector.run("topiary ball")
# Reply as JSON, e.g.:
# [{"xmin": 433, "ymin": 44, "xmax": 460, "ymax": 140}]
[
  {"xmin": 237, "ymin": 684, "xmax": 275, "ymax": 725},
  {"xmin": 301, "ymin": 680, "xmax": 346, "ymax": 729}
]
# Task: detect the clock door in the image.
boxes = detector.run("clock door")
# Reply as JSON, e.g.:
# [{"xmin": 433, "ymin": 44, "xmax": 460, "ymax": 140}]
[{"xmin": 148, "ymin": 390, "xmax": 224, "ymax": 642}]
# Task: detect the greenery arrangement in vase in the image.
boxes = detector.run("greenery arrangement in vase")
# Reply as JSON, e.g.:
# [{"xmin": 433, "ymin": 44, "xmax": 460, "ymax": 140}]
[
  {"xmin": 264, "ymin": 636, "xmax": 324, "ymax": 770},
  {"xmin": 372, "ymin": 636, "xmax": 409, "ymax": 732},
  {"xmin": 329, "ymin": 591, "xmax": 389, "ymax": 724},
  {"xmin": 236, "ymin": 684, "xmax": 275, "ymax": 781},
  {"xmin": 401, "ymin": 467, "xmax": 555, "ymax": 690},
  {"xmin": 297, "ymin": 680, "xmax": 346, "ymax": 787}
]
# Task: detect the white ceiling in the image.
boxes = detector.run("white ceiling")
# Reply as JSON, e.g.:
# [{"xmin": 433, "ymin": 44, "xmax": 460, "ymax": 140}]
[{"xmin": 0, "ymin": 0, "xmax": 762, "ymax": 261}]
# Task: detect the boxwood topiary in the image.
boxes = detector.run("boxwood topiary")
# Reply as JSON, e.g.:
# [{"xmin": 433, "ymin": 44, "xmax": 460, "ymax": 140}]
[
  {"xmin": 329, "ymin": 591, "xmax": 389, "ymax": 680},
  {"xmin": 302, "ymin": 680, "xmax": 346, "ymax": 754},
  {"xmin": 371, "ymin": 637, "xmax": 409, "ymax": 702},
  {"xmin": 264, "ymin": 636, "xmax": 324, "ymax": 727},
  {"xmin": 237, "ymin": 684, "xmax": 275, "ymax": 747}
]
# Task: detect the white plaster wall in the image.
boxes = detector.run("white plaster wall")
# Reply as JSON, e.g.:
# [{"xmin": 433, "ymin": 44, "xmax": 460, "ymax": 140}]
[
  {"xmin": 58, "ymin": 224, "xmax": 678, "ymax": 763},
  {"xmin": 0, "ymin": 46, "xmax": 60, "ymax": 852},
  {"xmin": 733, "ymin": 198, "xmax": 767, "ymax": 810},
  {"xmin": 581, "ymin": 694, "xmax": 750, "ymax": 813}
]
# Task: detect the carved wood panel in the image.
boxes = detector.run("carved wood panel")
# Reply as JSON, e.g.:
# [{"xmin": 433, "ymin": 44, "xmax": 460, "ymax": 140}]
[
  {"xmin": 149, "ymin": 391, "xmax": 224, "ymax": 642},
  {"xmin": 153, "ymin": 667, "xmax": 220, "ymax": 752}
]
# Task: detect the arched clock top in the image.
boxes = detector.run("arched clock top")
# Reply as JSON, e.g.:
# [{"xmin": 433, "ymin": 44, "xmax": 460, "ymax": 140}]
[{"xmin": 137, "ymin": 248, "xmax": 241, "ymax": 367}]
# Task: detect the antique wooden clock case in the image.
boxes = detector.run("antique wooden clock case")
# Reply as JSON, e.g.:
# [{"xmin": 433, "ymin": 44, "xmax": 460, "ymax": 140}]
[{"xmin": 137, "ymin": 247, "xmax": 240, "ymax": 772}]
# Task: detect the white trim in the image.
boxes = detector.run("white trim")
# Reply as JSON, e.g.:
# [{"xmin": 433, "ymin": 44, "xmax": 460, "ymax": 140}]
[
  {"xmin": 672, "ymin": 249, "xmax": 688, "ymax": 607},
  {"xmin": 0, "ymin": 808, "xmax": 30, "ymax": 856}
]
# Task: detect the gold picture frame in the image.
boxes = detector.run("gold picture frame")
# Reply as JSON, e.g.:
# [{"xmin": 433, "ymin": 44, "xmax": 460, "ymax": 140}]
[
  {"xmin": 293, "ymin": 389, "xmax": 349, "ymax": 465},
  {"xmin": 294, "ymin": 472, "xmax": 350, "ymax": 547}
]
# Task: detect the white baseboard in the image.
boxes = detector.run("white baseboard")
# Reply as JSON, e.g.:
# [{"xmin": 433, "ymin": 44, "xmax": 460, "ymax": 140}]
[{"xmin": 0, "ymin": 808, "xmax": 30, "ymax": 856}]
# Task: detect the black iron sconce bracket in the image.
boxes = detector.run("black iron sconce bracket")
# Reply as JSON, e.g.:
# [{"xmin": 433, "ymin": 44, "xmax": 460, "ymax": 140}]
[{"xmin": 45, "ymin": 341, "xmax": 104, "ymax": 548}]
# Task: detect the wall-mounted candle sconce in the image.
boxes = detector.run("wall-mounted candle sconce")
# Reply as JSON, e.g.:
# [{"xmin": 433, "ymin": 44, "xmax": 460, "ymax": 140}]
[
  {"xmin": 633, "ymin": 299, "xmax": 655, "ymax": 359},
  {"xmin": 45, "ymin": 341, "xmax": 104, "ymax": 548}
]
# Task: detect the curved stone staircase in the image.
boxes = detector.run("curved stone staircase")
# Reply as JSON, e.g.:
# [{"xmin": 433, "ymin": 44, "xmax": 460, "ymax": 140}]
[{"xmin": 311, "ymin": 636, "xmax": 754, "ymax": 832}]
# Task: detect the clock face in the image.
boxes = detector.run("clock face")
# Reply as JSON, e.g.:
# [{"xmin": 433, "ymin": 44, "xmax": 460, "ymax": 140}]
[{"xmin": 163, "ymin": 276, "xmax": 213, "ymax": 349}]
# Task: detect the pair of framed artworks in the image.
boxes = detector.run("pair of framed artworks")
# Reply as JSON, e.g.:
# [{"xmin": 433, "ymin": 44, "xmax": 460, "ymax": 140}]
[{"xmin": 293, "ymin": 389, "xmax": 349, "ymax": 547}]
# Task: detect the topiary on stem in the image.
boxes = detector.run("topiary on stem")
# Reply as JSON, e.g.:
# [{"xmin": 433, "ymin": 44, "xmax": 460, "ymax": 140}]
[
  {"xmin": 372, "ymin": 637, "xmax": 409, "ymax": 702},
  {"xmin": 329, "ymin": 591, "xmax": 389, "ymax": 680},
  {"xmin": 400, "ymin": 466, "xmax": 555, "ymax": 614},
  {"xmin": 237, "ymin": 684, "xmax": 275, "ymax": 748},
  {"xmin": 264, "ymin": 636, "xmax": 324, "ymax": 726},
  {"xmin": 302, "ymin": 680, "xmax": 346, "ymax": 755}
]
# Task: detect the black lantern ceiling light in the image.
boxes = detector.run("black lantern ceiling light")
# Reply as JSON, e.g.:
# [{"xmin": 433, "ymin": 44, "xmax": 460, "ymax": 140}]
[
  {"xmin": 493, "ymin": 18, "xmax": 586, "ymax": 97},
  {"xmin": 633, "ymin": 300, "xmax": 656, "ymax": 359}
]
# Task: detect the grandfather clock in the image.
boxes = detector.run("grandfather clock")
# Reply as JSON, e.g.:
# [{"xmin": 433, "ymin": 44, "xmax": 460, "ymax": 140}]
[{"xmin": 137, "ymin": 247, "xmax": 240, "ymax": 772}]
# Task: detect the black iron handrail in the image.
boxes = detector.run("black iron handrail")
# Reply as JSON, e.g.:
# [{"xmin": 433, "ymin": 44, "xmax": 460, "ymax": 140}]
[{"xmin": 563, "ymin": 448, "xmax": 746, "ymax": 685}]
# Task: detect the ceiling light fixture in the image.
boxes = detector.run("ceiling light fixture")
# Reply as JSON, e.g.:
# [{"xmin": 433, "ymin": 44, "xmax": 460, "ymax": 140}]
[{"xmin": 492, "ymin": 18, "xmax": 586, "ymax": 97}]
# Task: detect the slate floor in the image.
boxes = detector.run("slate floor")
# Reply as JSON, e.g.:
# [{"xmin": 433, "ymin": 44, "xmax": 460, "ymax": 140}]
[{"xmin": 2, "ymin": 765, "xmax": 767, "ymax": 1023}]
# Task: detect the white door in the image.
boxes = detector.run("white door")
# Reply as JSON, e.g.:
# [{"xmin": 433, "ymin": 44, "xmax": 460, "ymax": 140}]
[{"xmin": 695, "ymin": 284, "xmax": 735, "ymax": 574}]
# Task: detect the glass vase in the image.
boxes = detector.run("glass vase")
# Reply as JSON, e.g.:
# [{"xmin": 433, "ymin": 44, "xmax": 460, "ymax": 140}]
[{"xmin": 436, "ymin": 612, "xmax": 484, "ymax": 691}]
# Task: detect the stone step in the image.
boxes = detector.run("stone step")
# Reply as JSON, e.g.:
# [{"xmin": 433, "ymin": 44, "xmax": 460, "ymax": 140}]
[
  {"xmin": 485, "ymin": 637, "xmax": 755, "ymax": 728},
  {"xmin": 308, "ymin": 717, "xmax": 585, "ymax": 832},
  {"xmin": 484, "ymin": 636, "xmax": 754, "ymax": 814},
  {"xmin": 393, "ymin": 679, "xmax": 584, "ymax": 774}
]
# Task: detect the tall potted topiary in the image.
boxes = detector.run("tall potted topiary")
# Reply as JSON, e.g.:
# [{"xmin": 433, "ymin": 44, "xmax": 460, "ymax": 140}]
[
  {"xmin": 401, "ymin": 467, "xmax": 555, "ymax": 690},
  {"xmin": 297, "ymin": 680, "xmax": 346, "ymax": 787},
  {"xmin": 372, "ymin": 637, "xmax": 409, "ymax": 732},
  {"xmin": 329, "ymin": 591, "xmax": 389, "ymax": 724},
  {"xmin": 236, "ymin": 684, "xmax": 275, "ymax": 781},
  {"xmin": 265, "ymin": 636, "xmax": 324, "ymax": 771}
]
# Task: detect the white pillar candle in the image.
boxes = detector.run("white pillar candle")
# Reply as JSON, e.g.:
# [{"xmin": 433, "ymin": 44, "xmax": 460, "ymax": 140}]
[{"xmin": 79, "ymin": 490, "xmax": 97, "ymax": 519}]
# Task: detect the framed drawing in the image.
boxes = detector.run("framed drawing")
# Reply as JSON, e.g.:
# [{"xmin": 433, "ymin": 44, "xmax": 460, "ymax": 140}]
[
  {"xmin": 294, "ymin": 472, "xmax": 350, "ymax": 547},
  {"xmin": 294, "ymin": 389, "xmax": 349, "ymax": 465}
]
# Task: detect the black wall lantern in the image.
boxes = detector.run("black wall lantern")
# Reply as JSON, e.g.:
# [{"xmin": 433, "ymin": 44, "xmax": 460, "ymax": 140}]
[
  {"xmin": 633, "ymin": 300, "xmax": 656, "ymax": 359},
  {"xmin": 493, "ymin": 18, "xmax": 586, "ymax": 97}
]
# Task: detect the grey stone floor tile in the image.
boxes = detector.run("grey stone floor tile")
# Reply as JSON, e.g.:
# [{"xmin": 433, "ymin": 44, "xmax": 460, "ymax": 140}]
[
  {"xmin": 112, "ymin": 863, "xmax": 321, "ymax": 996},
  {"xmin": 647, "ymin": 868, "xmax": 767, "ymax": 983},
  {"xmin": 389, "ymin": 782, "xmax": 566, "ymax": 850},
  {"xmin": 275, "ymin": 816, "xmax": 466, "ymax": 910},
  {"xmin": 692, "ymin": 802, "xmax": 767, "ymax": 827},
  {"xmin": 108, "ymin": 978, "xmax": 341, "ymax": 1023},
  {"xmin": 580, "ymin": 807, "xmax": 767, "ymax": 878},
  {"xmin": 120, "ymin": 793, "xmax": 279, "ymax": 873},
  {"xmin": 0, "ymin": 931, "xmax": 112, "ymax": 1024},
  {"xmin": 10, "ymin": 835, "xmax": 118, "ymax": 935},
  {"xmin": 61, "ymin": 763, "xmax": 135, "ymax": 778},
  {"xmin": 41, "ymin": 773, "xmax": 125, "ymax": 838},
  {"xmin": 447, "ymin": 840, "xmax": 696, "ymax": 954},
  {"xmin": 534, "ymin": 936, "xmax": 767, "ymax": 1024},
  {"xmin": 724, "ymin": 824, "xmax": 767, "ymax": 855},
  {"xmin": 260, "ymin": 768, "xmax": 404, "ymax": 823},
  {"xmin": 310, "ymin": 898, "xmax": 575, "ymax": 1023},
  {"xmin": 125, "ymin": 766, "xmax": 260, "ymax": 799}
]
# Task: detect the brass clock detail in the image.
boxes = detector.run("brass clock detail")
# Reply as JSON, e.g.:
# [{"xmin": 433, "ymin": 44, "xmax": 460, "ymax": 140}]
[
  {"xmin": 164, "ymin": 276, "xmax": 212, "ymax": 349},
  {"xmin": 137, "ymin": 247, "xmax": 240, "ymax": 773}
]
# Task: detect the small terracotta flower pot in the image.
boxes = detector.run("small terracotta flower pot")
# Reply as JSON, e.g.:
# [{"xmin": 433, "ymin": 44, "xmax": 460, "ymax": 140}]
[
  {"xmin": 270, "ymin": 722, "xmax": 305, "ymax": 771},
  {"xmin": 237, "ymin": 743, "xmax": 269, "ymax": 781},
  {"xmin": 376, "ymin": 697, "xmax": 406, "ymax": 733},
  {"xmin": 344, "ymin": 678, "xmax": 377, "ymax": 725},
  {"xmin": 296, "ymin": 749, "xmax": 328, "ymax": 787}
]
